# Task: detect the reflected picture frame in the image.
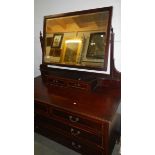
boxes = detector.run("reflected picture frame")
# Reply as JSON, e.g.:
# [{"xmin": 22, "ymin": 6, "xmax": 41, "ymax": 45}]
[
  {"xmin": 86, "ymin": 32, "xmax": 106, "ymax": 59},
  {"xmin": 52, "ymin": 33, "xmax": 64, "ymax": 48},
  {"xmin": 61, "ymin": 39, "xmax": 82, "ymax": 64}
]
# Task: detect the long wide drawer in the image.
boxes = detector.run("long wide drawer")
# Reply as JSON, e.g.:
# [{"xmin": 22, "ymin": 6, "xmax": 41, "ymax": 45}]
[
  {"xmin": 50, "ymin": 108, "xmax": 102, "ymax": 133},
  {"xmin": 35, "ymin": 123, "xmax": 104, "ymax": 155},
  {"xmin": 35, "ymin": 114, "xmax": 102, "ymax": 146}
]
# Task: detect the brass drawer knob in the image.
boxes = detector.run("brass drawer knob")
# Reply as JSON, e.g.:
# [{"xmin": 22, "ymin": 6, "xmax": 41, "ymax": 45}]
[
  {"xmin": 69, "ymin": 116, "xmax": 79, "ymax": 123},
  {"xmin": 71, "ymin": 141, "xmax": 81, "ymax": 149},
  {"xmin": 70, "ymin": 128, "xmax": 81, "ymax": 136}
]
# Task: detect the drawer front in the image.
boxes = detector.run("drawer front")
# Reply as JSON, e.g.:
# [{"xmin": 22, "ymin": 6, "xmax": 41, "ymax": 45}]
[
  {"xmin": 51, "ymin": 108, "xmax": 102, "ymax": 132},
  {"xmin": 68, "ymin": 81, "xmax": 88, "ymax": 90},
  {"xmin": 46, "ymin": 76, "xmax": 95, "ymax": 91},
  {"xmin": 47, "ymin": 77, "xmax": 67, "ymax": 87},
  {"xmin": 35, "ymin": 122, "xmax": 104, "ymax": 155},
  {"xmin": 34, "ymin": 102, "xmax": 48, "ymax": 116},
  {"xmin": 35, "ymin": 115, "xmax": 102, "ymax": 146}
]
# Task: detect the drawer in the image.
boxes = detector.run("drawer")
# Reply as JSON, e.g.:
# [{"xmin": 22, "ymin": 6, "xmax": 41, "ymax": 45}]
[
  {"xmin": 47, "ymin": 77, "xmax": 67, "ymax": 87},
  {"xmin": 35, "ymin": 123, "xmax": 104, "ymax": 155},
  {"xmin": 68, "ymin": 81, "xmax": 88, "ymax": 90},
  {"xmin": 51, "ymin": 108, "xmax": 102, "ymax": 133},
  {"xmin": 34, "ymin": 102, "xmax": 48, "ymax": 116},
  {"xmin": 45, "ymin": 75, "xmax": 96, "ymax": 91},
  {"xmin": 35, "ymin": 115, "xmax": 102, "ymax": 146}
]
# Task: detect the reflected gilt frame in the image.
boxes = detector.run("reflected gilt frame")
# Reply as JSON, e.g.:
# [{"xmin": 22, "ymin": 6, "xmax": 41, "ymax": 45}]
[
  {"xmin": 61, "ymin": 40, "xmax": 82, "ymax": 64},
  {"xmin": 51, "ymin": 33, "xmax": 64, "ymax": 48}
]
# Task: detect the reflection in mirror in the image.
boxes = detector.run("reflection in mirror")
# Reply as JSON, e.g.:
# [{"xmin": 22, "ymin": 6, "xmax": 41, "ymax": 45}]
[
  {"xmin": 44, "ymin": 10, "xmax": 110, "ymax": 70},
  {"xmin": 62, "ymin": 39, "xmax": 82, "ymax": 64},
  {"xmin": 86, "ymin": 32, "xmax": 105, "ymax": 59}
]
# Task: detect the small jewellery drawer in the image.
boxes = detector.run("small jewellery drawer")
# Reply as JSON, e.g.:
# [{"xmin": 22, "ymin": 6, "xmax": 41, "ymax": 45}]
[
  {"xmin": 47, "ymin": 77, "xmax": 67, "ymax": 87},
  {"xmin": 34, "ymin": 102, "xmax": 48, "ymax": 116},
  {"xmin": 34, "ymin": 119, "xmax": 103, "ymax": 155},
  {"xmin": 68, "ymin": 81, "xmax": 88, "ymax": 90},
  {"xmin": 50, "ymin": 108, "xmax": 102, "ymax": 133},
  {"xmin": 35, "ymin": 115, "xmax": 102, "ymax": 146}
]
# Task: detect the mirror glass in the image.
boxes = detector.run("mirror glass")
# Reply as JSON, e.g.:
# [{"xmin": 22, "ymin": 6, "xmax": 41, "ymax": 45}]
[{"xmin": 44, "ymin": 9, "xmax": 111, "ymax": 70}]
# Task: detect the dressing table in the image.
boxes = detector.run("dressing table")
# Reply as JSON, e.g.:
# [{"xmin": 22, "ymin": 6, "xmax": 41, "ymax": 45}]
[{"xmin": 34, "ymin": 6, "xmax": 121, "ymax": 155}]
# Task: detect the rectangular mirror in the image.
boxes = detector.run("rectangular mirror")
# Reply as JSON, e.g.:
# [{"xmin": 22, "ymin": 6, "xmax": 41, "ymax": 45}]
[{"xmin": 43, "ymin": 7, "xmax": 112, "ymax": 71}]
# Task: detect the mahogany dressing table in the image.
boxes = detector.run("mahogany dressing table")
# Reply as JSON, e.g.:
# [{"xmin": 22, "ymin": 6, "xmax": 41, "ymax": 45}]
[{"xmin": 34, "ymin": 6, "xmax": 121, "ymax": 155}]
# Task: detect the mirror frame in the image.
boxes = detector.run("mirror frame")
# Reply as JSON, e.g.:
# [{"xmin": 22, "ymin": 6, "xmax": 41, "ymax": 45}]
[{"xmin": 42, "ymin": 6, "xmax": 113, "ymax": 71}]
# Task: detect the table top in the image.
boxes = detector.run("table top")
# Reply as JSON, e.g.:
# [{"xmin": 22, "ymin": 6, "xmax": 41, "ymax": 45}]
[{"xmin": 34, "ymin": 76, "xmax": 121, "ymax": 122}]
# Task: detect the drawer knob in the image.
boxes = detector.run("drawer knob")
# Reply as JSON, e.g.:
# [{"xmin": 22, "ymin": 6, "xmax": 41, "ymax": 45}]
[
  {"xmin": 69, "ymin": 116, "xmax": 79, "ymax": 123},
  {"xmin": 70, "ymin": 128, "xmax": 81, "ymax": 136},
  {"xmin": 71, "ymin": 141, "xmax": 81, "ymax": 150}
]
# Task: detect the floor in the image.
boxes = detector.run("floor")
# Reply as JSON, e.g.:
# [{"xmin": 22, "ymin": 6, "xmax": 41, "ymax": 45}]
[{"xmin": 34, "ymin": 133, "xmax": 121, "ymax": 155}]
